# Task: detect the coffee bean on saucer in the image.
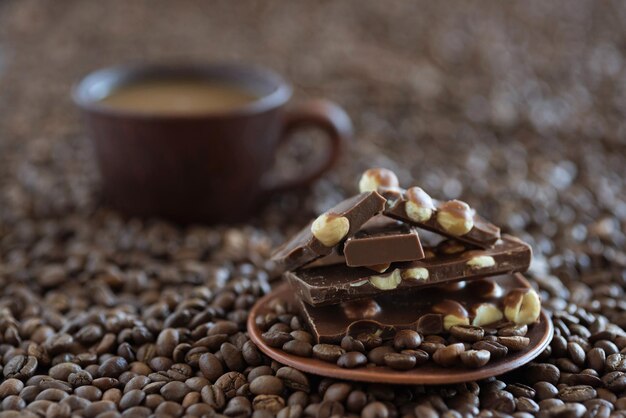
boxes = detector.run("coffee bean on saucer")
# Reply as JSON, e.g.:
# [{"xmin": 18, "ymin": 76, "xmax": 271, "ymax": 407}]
[
  {"xmin": 393, "ymin": 329, "xmax": 422, "ymax": 350},
  {"xmin": 356, "ymin": 332, "xmax": 383, "ymax": 350},
  {"xmin": 340, "ymin": 336, "xmax": 365, "ymax": 353},
  {"xmin": 282, "ymin": 340, "xmax": 313, "ymax": 357},
  {"xmin": 312, "ymin": 344, "xmax": 345, "ymax": 362},
  {"xmin": 337, "ymin": 352, "xmax": 367, "ymax": 368},
  {"xmin": 450, "ymin": 325, "xmax": 484, "ymax": 342},
  {"xmin": 368, "ymin": 346, "xmax": 396, "ymax": 366},
  {"xmin": 460, "ymin": 349, "xmax": 490, "ymax": 368},
  {"xmin": 401, "ymin": 349, "xmax": 429, "ymax": 365},
  {"xmin": 472, "ymin": 340, "xmax": 508, "ymax": 360},
  {"xmin": 262, "ymin": 331, "xmax": 293, "ymax": 348},
  {"xmin": 433, "ymin": 343, "xmax": 464, "ymax": 367},
  {"xmin": 384, "ymin": 352, "xmax": 416, "ymax": 370},
  {"xmin": 498, "ymin": 324, "xmax": 528, "ymax": 337},
  {"xmin": 497, "ymin": 336, "xmax": 530, "ymax": 351}
]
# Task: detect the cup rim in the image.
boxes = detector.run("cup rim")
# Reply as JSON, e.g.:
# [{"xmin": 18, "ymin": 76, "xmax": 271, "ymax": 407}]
[{"xmin": 72, "ymin": 62, "xmax": 293, "ymax": 120}]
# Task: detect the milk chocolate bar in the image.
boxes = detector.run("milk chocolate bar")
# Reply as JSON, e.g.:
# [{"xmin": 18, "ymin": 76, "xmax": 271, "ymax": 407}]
[
  {"xmin": 299, "ymin": 274, "xmax": 529, "ymax": 343},
  {"xmin": 286, "ymin": 234, "xmax": 531, "ymax": 306},
  {"xmin": 381, "ymin": 187, "xmax": 500, "ymax": 249},
  {"xmin": 343, "ymin": 216, "xmax": 424, "ymax": 267},
  {"xmin": 271, "ymin": 192, "xmax": 386, "ymax": 271}
]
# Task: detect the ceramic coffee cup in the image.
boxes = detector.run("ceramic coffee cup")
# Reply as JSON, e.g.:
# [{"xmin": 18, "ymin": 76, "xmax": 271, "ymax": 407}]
[{"xmin": 73, "ymin": 63, "xmax": 352, "ymax": 223}]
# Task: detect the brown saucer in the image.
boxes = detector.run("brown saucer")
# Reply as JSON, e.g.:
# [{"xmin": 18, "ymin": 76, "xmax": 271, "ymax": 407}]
[{"xmin": 247, "ymin": 277, "xmax": 553, "ymax": 385}]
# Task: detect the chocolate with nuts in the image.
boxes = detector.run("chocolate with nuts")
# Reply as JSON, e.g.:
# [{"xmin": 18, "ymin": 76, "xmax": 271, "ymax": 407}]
[
  {"xmin": 271, "ymin": 192, "xmax": 386, "ymax": 271},
  {"xmin": 296, "ymin": 273, "xmax": 530, "ymax": 343},
  {"xmin": 380, "ymin": 182, "xmax": 501, "ymax": 248},
  {"xmin": 287, "ymin": 234, "xmax": 531, "ymax": 306}
]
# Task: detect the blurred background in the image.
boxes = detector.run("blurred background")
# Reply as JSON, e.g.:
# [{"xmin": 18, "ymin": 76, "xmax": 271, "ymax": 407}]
[{"xmin": 0, "ymin": 0, "xmax": 624, "ymax": 252}]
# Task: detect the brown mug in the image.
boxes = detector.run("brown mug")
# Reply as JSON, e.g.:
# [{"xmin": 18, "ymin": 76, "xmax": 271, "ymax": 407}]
[{"xmin": 73, "ymin": 63, "xmax": 352, "ymax": 223}]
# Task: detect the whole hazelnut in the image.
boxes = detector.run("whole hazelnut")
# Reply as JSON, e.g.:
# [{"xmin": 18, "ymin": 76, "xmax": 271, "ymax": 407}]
[
  {"xmin": 368, "ymin": 269, "xmax": 402, "ymax": 290},
  {"xmin": 310, "ymin": 213, "xmax": 350, "ymax": 247},
  {"xmin": 436, "ymin": 200, "xmax": 474, "ymax": 236},
  {"xmin": 503, "ymin": 288, "xmax": 541, "ymax": 325},
  {"xmin": 470, "ymin": 303, "xmax": 504, "ymax": 327},
  {"xmin": 405, "ymin": 187, "xmax": 435, "ymax": 222},
  {"xmin": 358, "ymin": 168, "xmax": 399, "ymax": 193}
]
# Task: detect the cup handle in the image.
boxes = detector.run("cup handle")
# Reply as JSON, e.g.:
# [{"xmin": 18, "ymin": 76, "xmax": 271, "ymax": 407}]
[{"xmin": 263, "ymin": 99, "xmax": 353, "ymax": 195}]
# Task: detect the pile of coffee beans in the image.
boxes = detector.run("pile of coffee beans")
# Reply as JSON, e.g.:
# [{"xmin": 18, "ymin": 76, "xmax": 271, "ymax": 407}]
[
  {"xmin": 259, "ymin": 305, "xmax": 534, "ymax": 371},
  {"xmin": 3, "ymin": 1, "xmax": 626, "ymax": 417}
]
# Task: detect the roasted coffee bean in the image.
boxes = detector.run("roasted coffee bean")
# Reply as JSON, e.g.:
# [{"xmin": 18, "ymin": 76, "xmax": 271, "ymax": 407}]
[
  {"xmin": 497, "ymin": 336, "xmax": 530, "ymax": 351},
  {"xmin": 368, "ymin": 346, "xmax": 396, "ymax": 366},
  {"xmin": 602, "ymin": 371, "xmax": 626, "ymax": 391},
  {"xmin": 384, "ymin": 352, "xmax": 416, "ymax": 370},
  {"xmin": 323, "ymin": 383, "xmax": 351, "ymax": 402},
  {"xmin": 337, "ymin": 351, "xmax": 368, "ymax": 368},
  {"xmin": 3, "ymin": 355, "xmax": 37, "ymax": 380},
  {"xmin": 420, "ymin": 341, "xmax": 445, "ymax": 356},
  {"xmin": 459, "ymin": 349, "xmax": 490, "ymax": 368},
  {"xmin": 317, "ymin": 400, "xmax": 344, "ymax": 417},
  {"xmin": 450, "ymin": 325, "xmax": 484, "ymax": 342},
  {"xmin": 98, "ymin": 356, "xmax": 128, "ymax": 378},
  {"xmin": 276, "ymin": 404, "xmax": 302, "ymax": 418},
  {"xmin": 119, "ymin": 389, "xmax": 145, "ymax": 410},
  {"xmin": 587, "ymin": 347, "xmax": 606, "ymax": 373},
  {"xmin": 155, "ymin": 328, "xmax": 179, "ymax": 358},
  {"xmin": 215, "ymin": 371, "xmax": 246, "ymax": 398},
  {"xmin": 276, "ymin": 367, "xmax": 309, "ymax": 393},
  {"xmin": 525, "ymin": 362, "xmax": 560, "ymax": 384},
  {"xmin": 290, "ymin": 330, "xmax": 313, "ymax": 344},
  {"xmin": 393, "ymin": 329, "xmax": 422, "ymax": 350},
  {"xmin": 605, "ymin": 353, "xmax": 626, "ymax": 372},
  {"xmin": 35, "ymin": 388, "xmax": 67, "ymax": 401},
  {"xmin": 356, "ymin": 332, "xmax": 383, "ymax": 350},
  {"xmin": 340, "ymin": 336, "xmax": 365, "ymax": 353},
  {"xmin": 433, "ymin": 343, "xmax": 464, "ymax": 367},
  {"xmin": 287, "ymin": 391, "xmax": 308, "ymax": 407},
  {"xmin": 507, "ymin": 383, "xmax": 535, "ymax": 398},
  {"xmin": 250, "ymin": 375, "xmax": 283, "ymax": 396},
  {"xmin": 49, "ymin": 363, "xmax": 82, "ymax": 381},
  {"xmin": 361, "ymin": 401, "xmax": 389, "ymax": 418},
  {"xmin": 247, "ymin": 366, "xmax": 273, "ymax": 383},
  {"xmin": 201, "ymin": 384, "xmax": 226, "ymax": 409},
  {"xmin": 0, "ymin": 379, "xmax": 24, "ymax": 397},
  {"xmin": 262, "ymin": 331, "xmax": 293, "ymax": 348},
  {"xmin": 481, "ymin": 389, "xmax": 515, "ymax": 414},
  {"xmin": 312, "ymin": 344, "xmax": 345, "ymax": 362},
  {"xmin": 473, "ymin": 340, "xmax": 508, "ymax": 360},
  {"xmin": 68, "ymin": 370, "xmax": 93, "ymax": 387},
  {"xmin": 558, "ymin": 385, "xmax": 597, "ymax": 402},
  {"xmin": 197, "ymin": 352, "xmax": 224, "ymax": 383},
  {"xmin": 160, "ymin": 380, "xmax": 191, "ymax": 402},
  {"xmin": 155, "ymin": 401, "xmax": 184, "ymax": 417},
  {"xmin": 498, "ymin": 324, "xmax": 528, "ymax": 337},
  {"xmin": 414, "ymin": 405, "xmax": 439, "ymax": 418},
  {"xmin": 568, "ymin": 342, "xmax": 586, "ymax": 366},
  {"xmin": 220, "ymin": 342, "xmax": 246, "ymax": 371},
  {"xmin": 252, "ymin": 394, "xmax": 285, "ymax": 413},
  {"xmin": 2, "ymin": 395, "xmax": 26, "ymax": 411},
  {"xmin": 401, "ymin": 349, "xmax": 429, "ymax": 365},
  {"xmin": 224, "ymin": 395, "xmax": 252, "ymax": 416},
  {"xmin": 516, "ymin": 396, "xmax": 539, "ymax": 413},
  {"xmin": 282, "ymin": 340, "xmax": 313, "ymax": 357}
]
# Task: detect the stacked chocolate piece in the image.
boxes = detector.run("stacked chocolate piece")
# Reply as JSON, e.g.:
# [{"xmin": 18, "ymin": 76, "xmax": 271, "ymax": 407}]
[{"xmin": 270, "ymin": 168, "xmax": 541, "ymax": 369}]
